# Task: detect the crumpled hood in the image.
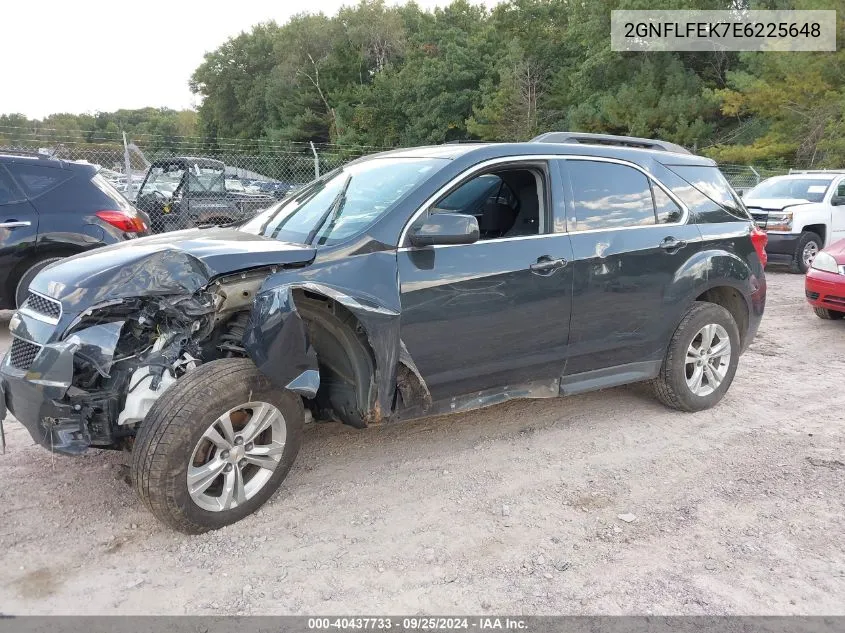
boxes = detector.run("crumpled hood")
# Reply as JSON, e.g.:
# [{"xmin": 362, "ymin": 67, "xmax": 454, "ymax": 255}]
[
  {"xmin": 743, "ymin": 197, "xmax": 815, "ymax": 211},
  {"xmin": 29, "ymin": 227, "xmax": 316, "ymax": 305}
]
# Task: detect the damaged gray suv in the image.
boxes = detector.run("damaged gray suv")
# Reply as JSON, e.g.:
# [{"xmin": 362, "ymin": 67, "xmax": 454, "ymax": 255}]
[{"xmin": 0, "ymin": 133, "xmax": 767, "ymax": 533}]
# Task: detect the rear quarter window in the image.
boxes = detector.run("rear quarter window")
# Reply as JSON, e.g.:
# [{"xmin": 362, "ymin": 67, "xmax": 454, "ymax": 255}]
[
  {"xmin": 666, "ymin": 165, "xmax": 751, "ymax": 222},
  {"xmin": 91, "ymin": 173, "xmax": 132, "ymax": 211},
  {"xmin": 6, "ymin": 162, "xmax": 73, "ymax": 199}
]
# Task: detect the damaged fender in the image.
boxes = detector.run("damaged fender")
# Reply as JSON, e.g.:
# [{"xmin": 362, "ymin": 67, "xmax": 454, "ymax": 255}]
[
  {"xmin": 242, "ymin": 285, "xmax": 320, "ymax": 398},
  {"xmin": 243, "ymin": 250, "xmax": 427, "ymax": 423}
]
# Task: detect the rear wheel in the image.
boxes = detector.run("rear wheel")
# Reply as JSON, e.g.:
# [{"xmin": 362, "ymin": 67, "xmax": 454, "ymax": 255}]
[
  {"xmin": 653, "ymin": 302, "xmax": 740, "ymax": 412},
  {"xmin": 813, "ymin": 307, "xmax": 845, "ymax": 320},
  {"xmin": 131, "ymin": 358, "xmax": 304, "ymax": 534},
  {"xmin": 790, "ymin": 231, "xmax": 822, "ymax": 274},
  {"xmin": 15, "ymin": 257, "xmax": 63, "ymax": 307}
]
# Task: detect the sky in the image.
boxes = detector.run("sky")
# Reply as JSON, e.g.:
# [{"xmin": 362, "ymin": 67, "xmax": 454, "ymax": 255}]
[{"xmin": 1, "ymin": 0, "xmax": 500, "ymax": 119}]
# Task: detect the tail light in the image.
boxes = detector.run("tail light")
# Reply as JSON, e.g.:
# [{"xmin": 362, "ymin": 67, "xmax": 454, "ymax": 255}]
[
  {"xmin": 96, "ymin": 209, "xmax": 147, "ymax": 234},
  {"xmin": 750, "ymin": 225, "xmax": 768, "ymax": 267}
]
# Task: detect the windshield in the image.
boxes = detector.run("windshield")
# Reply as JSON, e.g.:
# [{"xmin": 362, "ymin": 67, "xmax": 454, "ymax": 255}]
[
  {"xmin": 187, "ymin": 166, "xmax": 225, "ymax": 193},
  {"xmin": 140, "ymin": 164, "xmax": 226, "ymax": 199},
  {"xmin": 240, "ymin": 157, "xmax": 446, "ymax": 245},
  {"xmin": 140, "ymin": 166, "xmax": 183, "ymax": 199},
  {"xmin": 226, "ymin": 179, "xmax": 246, "ymax": 192},
  {"xmin": 747, "ymin": 178, "xmax": 832, "ymax": 203}
]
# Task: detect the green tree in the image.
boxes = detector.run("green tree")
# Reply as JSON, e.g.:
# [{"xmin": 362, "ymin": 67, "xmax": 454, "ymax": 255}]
[{"xmin": 468, "ymin": 41, "xmax": 546, "ymax": 141}]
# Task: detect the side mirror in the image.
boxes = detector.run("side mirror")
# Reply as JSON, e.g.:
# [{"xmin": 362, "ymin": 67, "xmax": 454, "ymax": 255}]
[
  {"xmin": 831, "ymin": 195, "xmax": 845, "ymax": 206},
  {"xmin": 408, "ymin": 213, "xmax": 479, "ymax": 247}
]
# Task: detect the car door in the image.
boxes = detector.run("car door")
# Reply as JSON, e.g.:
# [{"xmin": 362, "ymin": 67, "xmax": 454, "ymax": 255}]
[
  {"xmin": 828, "ymin": 177, "xmax": 845, "ymax": 243},
  {"xmin": 0, "ymin": 165, "xmax": 39, "ymax": 308},
  {"xmin": 558, "ymin": 158, "xmax": 703, "ymax": 384},
  {"xmin": 397, "ymin": 160, "xmax": 574, "ymax": 402}
]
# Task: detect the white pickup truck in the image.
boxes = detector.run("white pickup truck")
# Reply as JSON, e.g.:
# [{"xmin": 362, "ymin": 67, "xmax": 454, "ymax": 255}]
[{"xmin": 743, "ymin": 171, "xmax": 845, "ymax": 273}]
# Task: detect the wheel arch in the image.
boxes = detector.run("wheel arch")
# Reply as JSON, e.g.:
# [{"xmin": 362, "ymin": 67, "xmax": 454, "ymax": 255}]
[
  {"xmin": 694, "ymin": 285, "xmax": 750, "ymax": 348},
  {"xmin": 801, "ymin": 223, "xmax": 826, "ymax": 245},
  {"xmin": 244, "ymin": 278, "xmax": 419, "ymax": 428},
  {"xmin": 5, "ymin": 243, "xmax": 90, "ymax": 306},
  {"xmin": 293, "ymin": 290, "xmax": 379, "ymax": 428},
  {"xmin": 291, "ymin": 289, "xmax": 433, "ymax": 426}
]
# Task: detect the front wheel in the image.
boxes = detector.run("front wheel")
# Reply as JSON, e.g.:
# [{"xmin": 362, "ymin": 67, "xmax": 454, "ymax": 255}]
[
  {"xmin": 131, "ymin": 358, "xmax": 304, "ymax": 534},
  {"xmin": 652, "ymin": 302, "xmax": 741, "ymax": 412},
  {"xmin": 791, "ymin": 231, "xmax": 822, "ymax": 274},
  {"xmin": 813, "ymin": 307, "xmax": 845, "ymax": 320}
]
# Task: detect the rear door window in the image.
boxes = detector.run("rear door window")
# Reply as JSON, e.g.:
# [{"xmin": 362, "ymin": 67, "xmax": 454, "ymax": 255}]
[
  {"xmin": 6, "ymin": 162, "xmax": 73, "ymax": 199},
  {"xmin": 0, "ymin": 168, "xmax": 26, "ymax": 204},
  {"xmin": 567, "ymin": 161, "xmax": 656, "ymax": 231},
  {"xmin": 651, "ymin": 184, "xmax": 684, "ymax": 224}
]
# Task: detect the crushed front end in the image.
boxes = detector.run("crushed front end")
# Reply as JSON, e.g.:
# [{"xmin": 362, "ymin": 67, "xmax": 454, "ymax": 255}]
[
  {"xmin": 1, "ymin": 288, "xmax": 214, "ymax": 455},
  {"xmin": 0, "ymin": 231, "xmax": 321, "ymax": 456}
]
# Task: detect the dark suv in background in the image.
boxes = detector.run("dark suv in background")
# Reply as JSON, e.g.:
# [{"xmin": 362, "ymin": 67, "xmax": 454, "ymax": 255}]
[
  {"xmin": 0, "ymin": 152, "xmax": 149, "ymax": 308},
  {"xmin": 1, "ymin": 133, "xmax": 767, "ymax": 533}
]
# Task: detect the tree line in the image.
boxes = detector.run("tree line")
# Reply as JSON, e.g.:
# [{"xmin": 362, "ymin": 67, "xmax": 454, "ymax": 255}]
[
  {"xmin": 0, "ymin": 109, "xmax": 198, "ymax": 151},
  {"xmin": 4, "ymin": 0, "xmax": 844, "ymax": 167},
  {"xmin": 189, "ymin": 0, "xmax": 845, "ymax": 167}
]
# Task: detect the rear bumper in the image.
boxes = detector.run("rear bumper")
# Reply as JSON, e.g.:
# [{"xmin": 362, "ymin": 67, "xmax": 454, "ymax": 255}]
[
  {"xmin": 765, "ymin": 233, "xmax": 799, "ymax": 260},
  {"xmin": 805, "ymin": 268, "xmax": 845, "ymax": 312},
  {"xmin": 744, "ymin": 271, "xmax": 766, "ymax": 353}
]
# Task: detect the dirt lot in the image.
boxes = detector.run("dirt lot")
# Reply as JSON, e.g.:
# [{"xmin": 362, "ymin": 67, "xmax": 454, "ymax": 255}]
[{"xmin": 0, "ymin": 270, "xmax": 843, "ymax": 615}]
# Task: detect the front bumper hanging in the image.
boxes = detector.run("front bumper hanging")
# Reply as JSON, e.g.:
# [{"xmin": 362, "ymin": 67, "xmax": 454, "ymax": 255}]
[{"xmin": 0, "ymin": 321, "xmax": 124, "ymax": 455}]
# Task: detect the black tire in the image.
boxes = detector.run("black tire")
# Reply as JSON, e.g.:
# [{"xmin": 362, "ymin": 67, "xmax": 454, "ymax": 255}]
[
  {"xmin": 790, "ymin": 231, "xmax": 822, "ymax": 274},
  {"xmin": 813, "ymin": 307, "xmax": 845, "ymax": 320},
  {"xmin": 652, "ymin": 302, "xmax": 741, "ymax": 412},
  {"xmin": 15, "ymin": 257, "xmax": 63, "ymax": 307},
  {"xmin": 131, "ymin": 358, "xmax": 304, "ymax": 534}
]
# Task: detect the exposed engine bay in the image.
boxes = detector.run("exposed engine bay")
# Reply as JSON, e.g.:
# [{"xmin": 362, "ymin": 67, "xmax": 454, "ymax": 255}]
[
  {"xmin": 46, "ymin": 269, "xmax": 279, "ymax": 451},
  {"xmin": 1, "ymin": 228, "xmax": 438, "ymax": 457}
]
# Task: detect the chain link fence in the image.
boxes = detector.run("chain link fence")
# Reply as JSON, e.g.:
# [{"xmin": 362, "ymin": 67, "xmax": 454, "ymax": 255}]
[
  {"xmin": 718, "ymin": 164, "xmax": 792, "ymax": 193},
  {"xmin": 0, "ymin": 128, "xmax": 798, "ymax": 233},
  {"xmin": 0, "ymin": 131, "xmax": 392, "ymax": 233}
]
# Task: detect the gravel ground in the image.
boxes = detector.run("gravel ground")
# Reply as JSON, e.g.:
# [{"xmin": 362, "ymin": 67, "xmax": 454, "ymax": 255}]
[{"xmin": 0, "ymin": 270, "xmax": 843, "ymax": 615}]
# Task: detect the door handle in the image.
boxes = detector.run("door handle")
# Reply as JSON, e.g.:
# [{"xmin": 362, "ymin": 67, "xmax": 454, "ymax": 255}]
[
  {"xmin": 530, "ymin": 255, "xmax": 567, "ymax": 275},
  {"xmin": 659, "ymin": 236, "xmax": 687, "ymax": 252},
  {"xmin": 0, "ymin": 221, "xmax": 32, "ymax": 229}
]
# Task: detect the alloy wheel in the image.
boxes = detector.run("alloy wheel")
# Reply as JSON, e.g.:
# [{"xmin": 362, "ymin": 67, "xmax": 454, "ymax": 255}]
[
  {"xmin": 187, "ymin": 401, "xmax": 286, "ymax": 512},
  {"xmin": 684, "ymin": 324, "xmax": 732, "ymax": 397},
  {"xmin": 803, "ymin": 241, "xmax": 819, "ymax": 269}
]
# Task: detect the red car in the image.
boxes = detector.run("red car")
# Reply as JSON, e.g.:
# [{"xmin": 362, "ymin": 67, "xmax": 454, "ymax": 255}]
[{"xmin": 806, "ymin": 238, "xmax": 845, "ymax": 319}]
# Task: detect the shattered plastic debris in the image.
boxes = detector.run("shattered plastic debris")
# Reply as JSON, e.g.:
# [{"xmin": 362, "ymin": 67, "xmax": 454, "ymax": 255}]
[{"xmin": 24, "ymin": 321, "xmax": 125, "ymax": 388}]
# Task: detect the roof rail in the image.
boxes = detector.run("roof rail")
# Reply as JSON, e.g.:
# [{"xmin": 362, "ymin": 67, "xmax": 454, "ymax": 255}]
[
  {"xmin": 531, "ymin": 132, "xmax": 691, "ymax": 155},
  {"xmin": 0, "ymin": 148, "xmax": 54, "ymax": 159},
  {"xmin": 788, "ymin": 169, "xmax": 845, "ymax": 175}
]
